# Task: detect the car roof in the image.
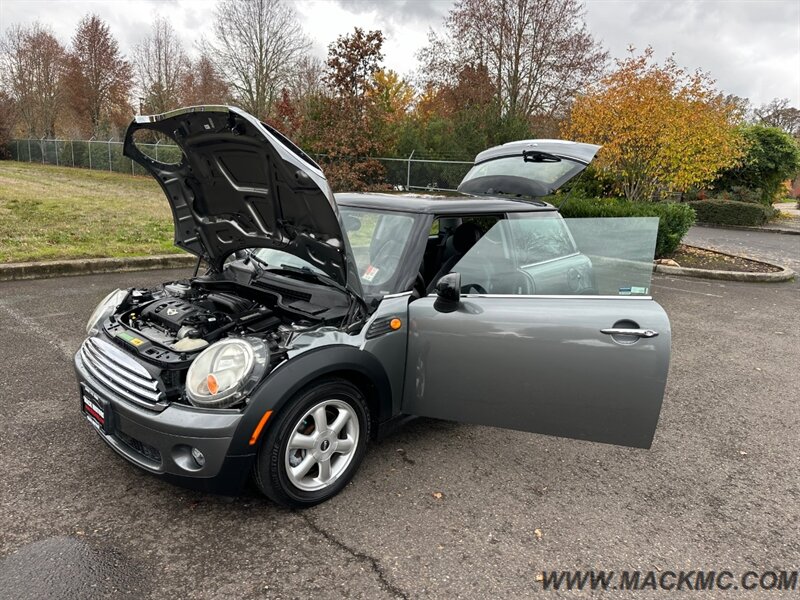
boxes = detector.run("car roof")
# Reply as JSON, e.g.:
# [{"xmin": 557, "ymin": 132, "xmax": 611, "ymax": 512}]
[{"xmin": 335, "ymin": 192, "xmax": 558, "ymax": 215}]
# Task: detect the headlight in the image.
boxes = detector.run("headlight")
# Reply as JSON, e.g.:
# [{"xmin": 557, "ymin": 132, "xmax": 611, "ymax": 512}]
[
  {"xmin": 185, "ymin": 338, "xmax": 268, "ymax": 408},
  {"xmin": 86, "ymin": 289, "xmax": 128, "ymax": 335}
]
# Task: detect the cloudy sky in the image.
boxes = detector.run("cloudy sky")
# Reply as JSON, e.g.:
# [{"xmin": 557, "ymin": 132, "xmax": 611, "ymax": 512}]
[{"xmin": 0, "ymin": 0, "xmax": 798, "ymax": 106}]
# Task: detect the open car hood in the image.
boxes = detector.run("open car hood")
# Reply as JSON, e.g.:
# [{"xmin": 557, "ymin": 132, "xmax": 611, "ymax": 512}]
[
  {"xmin": 123, "ymin": 105, "xmax": 363, "ymax": 297},
  {"xmin": 457, "ymin": 139, "xmax": 601, "ymax": 198}
]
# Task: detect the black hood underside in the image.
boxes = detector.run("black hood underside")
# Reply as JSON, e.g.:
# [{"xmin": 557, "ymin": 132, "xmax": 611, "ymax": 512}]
[{"xmin": 123, "ymin": 106, "xmax": 363, "ymax": 297}]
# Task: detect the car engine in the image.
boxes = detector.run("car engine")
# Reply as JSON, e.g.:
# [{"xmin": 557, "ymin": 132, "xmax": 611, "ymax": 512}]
[
  {"xmin": 104, "ymin": 281, "xmax": 318, "ymax": 367},
  {"xmin": 95, "ymin": 270, "xmax": 362, "ymax": 405}
]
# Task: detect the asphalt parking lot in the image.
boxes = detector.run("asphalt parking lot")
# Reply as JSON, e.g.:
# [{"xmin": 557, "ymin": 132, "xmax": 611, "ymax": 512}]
[
  {"xmin": 1, "ymin": 262, "xmax": 798, "ymax": 599},
  {"xmin": 684, "ymin": 226, "xmax": 800, "ymax": 273}
]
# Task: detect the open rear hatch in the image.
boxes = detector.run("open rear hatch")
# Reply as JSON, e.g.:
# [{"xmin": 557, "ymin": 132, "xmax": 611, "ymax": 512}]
[{"xmin": 457, "ymin": 139, "xmax": 601, "ymax": 199}]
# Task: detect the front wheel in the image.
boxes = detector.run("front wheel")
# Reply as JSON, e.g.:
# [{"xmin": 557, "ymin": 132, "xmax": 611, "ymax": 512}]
[{"xmin": 253, "ymin": 378, "xmax": 370, "ymax": 508}]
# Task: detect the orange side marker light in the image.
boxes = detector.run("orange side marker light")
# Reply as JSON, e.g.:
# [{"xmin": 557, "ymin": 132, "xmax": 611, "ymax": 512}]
[
  {"xmin": 390, "ymin": 318, "xmax": 402, "ymax": 330},
  {"xmin": 249, "ymin": 410, "xmax": 273, "ymax": 446}
]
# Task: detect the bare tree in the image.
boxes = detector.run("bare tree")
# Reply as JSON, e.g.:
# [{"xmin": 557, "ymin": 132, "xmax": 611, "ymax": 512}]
[
  {"xmin": 284, "ymin": 54, "xmax": 325, "ymax": 103},
  {"xmin": 719, "ymin": 93, "xmax": 751, "ymax": 123},
  {"xmin": 419, "ymin": 0, "xmax": 608, "ymax": 121},
  {"xmin": 66, "ymin": 14, "xmax": 133, "ymax": 136},
  {"xmin": 180, "ymin": 54, "xmax": 230, "ymax": 106},
  {"xmin": 133, "ymin": 17, "xmax": 188, "ymax": 114},
  {"xmin": 0, "ymin": 22, "xmax": 67, "ymax": 137},
  {"xmin": 203, "ymin": 0, "xmax": 309, "ymax": 119},
  {"xmin": 755, "ymin": 97, "xmax": 800, "ymax": 138},
  {"xmin": 0, "ymin": 90, "xmax": 14, "ymax": 156}
]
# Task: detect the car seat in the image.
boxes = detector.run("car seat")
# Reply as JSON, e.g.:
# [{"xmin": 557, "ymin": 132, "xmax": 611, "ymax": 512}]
[{"xmin": 426, "ymin": 222, "xmax": 483, "ymax": 292}]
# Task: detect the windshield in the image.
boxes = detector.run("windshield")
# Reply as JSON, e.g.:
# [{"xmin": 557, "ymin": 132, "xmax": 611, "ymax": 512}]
[
  {"xmin": 245, "ymin": 208, "xmax": 417, "ymax": 300},
  {"xmin": 252, "ymin": 248, "xmax": 327, "ymax": 276},
  {"xmin": 459, "ymin": 155, "xmax": 587, "ymax": 197},
  {"xmin": 339, "ymin": 207, "xmax": 417, "ymax": 296}
]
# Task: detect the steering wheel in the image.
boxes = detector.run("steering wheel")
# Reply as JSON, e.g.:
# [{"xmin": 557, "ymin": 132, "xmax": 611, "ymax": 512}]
[
  {"xmin": 457, "ymin": 260, "xmax": 493, "ymax": 295},
  {"xmin": 461, "ymin": 283, "xmax": 487, "ymax": 294},
  {"xmin": 411, "ymin": 273, "xmax": 426, "ymax": 299}
]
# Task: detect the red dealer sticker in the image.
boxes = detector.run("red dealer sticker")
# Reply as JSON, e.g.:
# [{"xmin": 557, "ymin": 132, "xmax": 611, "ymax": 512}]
[
  {"xmin": 363, "ymin": 265, "xmax": 380, "ymax": 282},
  {"xmin": 82, "ymin": 390, "xmax": 105, "ymax": 429}
]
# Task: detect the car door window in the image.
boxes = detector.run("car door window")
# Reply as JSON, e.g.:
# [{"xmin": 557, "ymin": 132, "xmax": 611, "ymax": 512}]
[
  {"xmin": 511, "ymin": 216, "xmax": 577, "ymax": 265},
  {"xmin": 450, "ymin": 215, "xmax": 659, "ymax": 296}
]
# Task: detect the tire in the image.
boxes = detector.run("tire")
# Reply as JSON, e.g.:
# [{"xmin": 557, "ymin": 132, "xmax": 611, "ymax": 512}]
[{"xmin": 253, "ymin": 378, "xmax": 371, "ymax": 508}]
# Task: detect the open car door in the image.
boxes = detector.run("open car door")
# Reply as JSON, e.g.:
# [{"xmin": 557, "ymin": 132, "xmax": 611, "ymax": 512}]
[{"xmin": 402, "ymin": 215, "xmax": 670, "ymax": 448}]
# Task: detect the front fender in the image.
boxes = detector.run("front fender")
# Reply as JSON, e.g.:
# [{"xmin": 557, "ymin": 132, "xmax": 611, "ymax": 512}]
[{"xmin": 227, "ymin": 345, "xmax": 393, "ymax": 456}]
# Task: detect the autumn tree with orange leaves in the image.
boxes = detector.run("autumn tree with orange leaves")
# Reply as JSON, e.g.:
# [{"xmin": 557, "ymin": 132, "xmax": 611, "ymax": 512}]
[
  {"xmin": 65, "ymin": 15, "xmax": 133, "ymax": 137},
  {"xmin": 302, "ymin": 28, "xmax": 389, "ymax": 191},
  {"xmin": 564, "ymin": 48, "xmax": 744, "ymax": 201},
  {"xmin": 367, "ymin": 69, "xmax": 414, "ymax": 150}
]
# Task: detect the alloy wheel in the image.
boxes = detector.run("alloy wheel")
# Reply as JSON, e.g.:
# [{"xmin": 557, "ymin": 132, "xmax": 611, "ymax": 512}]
[{"xmin": 284, "ymin": 399, "xmax": 360, "ymax": 492}]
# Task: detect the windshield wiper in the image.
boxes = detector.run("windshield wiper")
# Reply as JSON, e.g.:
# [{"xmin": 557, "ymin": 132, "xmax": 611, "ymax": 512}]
[
  {"xmin": 265, "ymin": 263, "xmax": 347, "ymax": 293},
  {"xmin": 522, "ymin": 150, "xmax": 561, "ymax": 163},
  {"xmin": 482, "ymin": 188, "xmax": 525, "ymax": 199},
  {"xmin": 247, "ymin": 250, "xmax": 270, "ymax": 272},
  {"xmin": 247, "ymin": 251, "xmax": 327, "ymax": 284},
  {"xmin": 246, "ymin": 251, "xmax": 368, "ymax": 329}
]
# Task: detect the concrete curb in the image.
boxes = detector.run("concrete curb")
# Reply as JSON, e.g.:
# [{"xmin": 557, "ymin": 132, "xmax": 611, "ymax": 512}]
[
  {"xmin": 654, "ymin": 245, "xmax": 795, "ymax": 283},
  {"xmin": 695, "ymin": 222, "xmax": 800, "ymax": 236},
  {"xmin": 1, "ymin": 246, "xmax": 793, "ymax": 284},
  {"xmin": 0, "ymin": 254, "xmax": 198, "ymax": 282}
]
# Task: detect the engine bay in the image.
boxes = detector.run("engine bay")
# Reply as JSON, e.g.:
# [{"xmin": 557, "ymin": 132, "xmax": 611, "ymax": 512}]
[
  {"xmin": 92, "ymin": 261, "xmax": 367, "ymax": 405},
  {"xmin": 131, "ymin": 284, "xmax": 281, "ymax": 352},
  {"xmin": 104, "ymin": 276, "xmax": 356, "ymax": 368}
]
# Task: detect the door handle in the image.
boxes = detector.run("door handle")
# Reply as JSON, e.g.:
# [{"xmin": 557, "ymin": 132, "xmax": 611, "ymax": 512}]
[{"xmin": 601, "ymin": 328, "xmax": 659, "ymax": 338}]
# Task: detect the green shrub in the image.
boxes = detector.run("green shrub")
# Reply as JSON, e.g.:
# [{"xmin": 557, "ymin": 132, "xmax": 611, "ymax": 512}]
[
  {"xmin": 713, "ymin": 125, "xmax": 800, "ymax": 204},
  {"xmin": 708, "ymin": 186, "xmax": 764, "ymax": 204},
  {"xmin": 687, "ymin": 199, "xmax": 773, "ymax": 226},
  {"xmin": 562, "ymin": 165, "xmax": 617, "ymax": 199},
  {"xmin": 556, "ymin": 197, "xmax": 695, "ymax": 257}
]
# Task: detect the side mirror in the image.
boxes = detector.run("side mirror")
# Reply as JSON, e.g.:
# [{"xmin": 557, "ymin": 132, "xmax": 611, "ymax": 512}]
[{"xmin": 433, "ymin": 273, "xmax": 461, "ymax": 313}]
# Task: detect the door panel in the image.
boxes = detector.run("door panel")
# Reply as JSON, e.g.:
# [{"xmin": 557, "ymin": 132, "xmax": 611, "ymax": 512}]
[{"xmin": 403, "ymin": 296, "xmax": 670, "ymax": 448}]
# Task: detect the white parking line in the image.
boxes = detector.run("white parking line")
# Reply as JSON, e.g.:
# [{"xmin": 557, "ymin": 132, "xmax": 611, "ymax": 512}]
[
  {"xmin": 0, "ymin": 301, "xmax": 75, "ymax": 361},
  {"xmin": 654, "ymin": 284, "xmax": 725, "ymax": 298}
]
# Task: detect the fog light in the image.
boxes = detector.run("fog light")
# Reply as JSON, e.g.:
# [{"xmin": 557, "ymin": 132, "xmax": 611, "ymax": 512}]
[{"xmin": 191, "ymin": 447, "xmax": 205, "ymax": 467}]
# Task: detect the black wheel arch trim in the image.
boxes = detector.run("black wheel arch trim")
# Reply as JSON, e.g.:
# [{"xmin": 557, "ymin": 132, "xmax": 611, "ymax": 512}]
[{"xmin": 227, "ymin": 344, "xmax": 393, "ymax": 456}]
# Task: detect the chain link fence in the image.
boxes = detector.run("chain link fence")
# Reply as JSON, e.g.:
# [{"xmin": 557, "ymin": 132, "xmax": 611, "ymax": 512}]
[
  {"xmin": 8, "ymin": 138, "xmax": 473, "ymax": 192},
  {"xmin": 365, "ymin": 155, "xmax": 473, "ymax": 192},
  {"xmin": 8, "ymin": 138, "xmax": 183, "ymax": 176}
]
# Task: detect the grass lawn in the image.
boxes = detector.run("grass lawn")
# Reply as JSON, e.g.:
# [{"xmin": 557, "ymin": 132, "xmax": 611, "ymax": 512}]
[{"xmin": 0, "ymin": 161, "xmax": 181, "ymax": 262}]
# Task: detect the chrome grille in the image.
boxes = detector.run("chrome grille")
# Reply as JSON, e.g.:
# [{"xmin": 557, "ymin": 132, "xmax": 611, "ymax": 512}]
[{"xmin": 79, "ymin": 337, "xmax": 165, "ymax": 409}]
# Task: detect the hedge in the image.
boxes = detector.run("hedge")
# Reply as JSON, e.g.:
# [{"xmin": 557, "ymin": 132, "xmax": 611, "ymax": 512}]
[
  {"xmin": 687, "ymin": 199, "xmax": 773, "ymax": 227},
  {"xmin": 556, "ymin": 197, "xmax": 696, "ymax": 257}
]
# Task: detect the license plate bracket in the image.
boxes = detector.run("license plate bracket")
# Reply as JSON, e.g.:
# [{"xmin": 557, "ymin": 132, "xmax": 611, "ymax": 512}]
[{"xmin": 81, "ymin": 385, "xmax": 113, "ymax": 435}]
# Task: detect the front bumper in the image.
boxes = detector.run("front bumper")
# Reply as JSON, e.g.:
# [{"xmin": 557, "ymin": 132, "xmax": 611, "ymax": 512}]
[{"xmin": 74, "ymin": 344, "xmax": 256, "ymax": 495}]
